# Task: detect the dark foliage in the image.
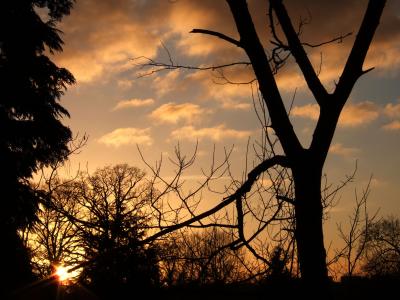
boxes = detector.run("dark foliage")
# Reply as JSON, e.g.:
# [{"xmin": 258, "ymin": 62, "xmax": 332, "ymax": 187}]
[
  {"xmin": 80, "ymin": 243, "xmax": 160, "ymax": 299},
  {"xmin": 160, "ymin": 229, "xmax": 246, "ymax": 287},
  {"xmin": 67, "ymin": 165, "xmax": 161, "ymax": 298},
  {"xmin": 265, "ymin": 246, "xmax": 292, "ymax": 281},
  {"xmin": 362, "ymin": 217, "xmax": 400, "ymax": 277},
  {"xmin": 0, "ymin": 0, "xmax": 74, "ymax": 295}
]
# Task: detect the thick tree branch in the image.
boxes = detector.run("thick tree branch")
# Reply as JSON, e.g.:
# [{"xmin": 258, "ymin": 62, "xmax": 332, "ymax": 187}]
[
  {"xmin": 190, "ymin": 28, "xmax": 241, "ymax": 47},
  {"xmin": 68, "ymin": 156, "xmax": 289, "ymax": 275},
  {"xmin": 233, "ymin": 197, "xmax": 285, "ymax": 266},
  {"xmin": 310, "ymin": 0, "xmax": 386, "ymax": 164},
  {"xmin": 335, "ymin": 0, "xmax": 386, "ymax": 104},
  {"xmin": 276, "ymin": 195, "xmax": 295, "ymax": 205},
  {"xmin": 226, "ymin": 0, "xmax": 302, "ymax": 159},
  {"xmin": 141, "ymin": 155, "xmax": 289, "ymax": 244},
  {"xmin": 270, "ymin": 0, "xmax": 328, "ymax": 106}
]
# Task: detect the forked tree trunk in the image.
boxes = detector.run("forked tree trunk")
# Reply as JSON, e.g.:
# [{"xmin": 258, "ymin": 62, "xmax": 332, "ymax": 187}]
[{"xmin": 163, "ymin": 0, "xmax": 386, "ymax": 289}]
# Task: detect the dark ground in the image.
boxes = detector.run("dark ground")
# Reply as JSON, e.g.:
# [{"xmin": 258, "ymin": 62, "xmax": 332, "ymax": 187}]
[{"xmin": 8, "ymin": 277, "xmax": 399, "ymax": 300}]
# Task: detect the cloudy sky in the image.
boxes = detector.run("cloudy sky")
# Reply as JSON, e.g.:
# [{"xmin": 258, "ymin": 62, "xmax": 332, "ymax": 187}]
[{"xmin": 51, "ymin": 0, "xmax": 400, "ymax": 242}]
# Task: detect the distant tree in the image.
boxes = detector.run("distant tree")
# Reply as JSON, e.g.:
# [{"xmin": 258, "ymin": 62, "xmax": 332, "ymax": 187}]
[
  {"xmin": 362, "ymin": 217, "xmax": 400, "ymax": 277},
  {"xmin": 330, "ymin": 179, "xmax": 376, "ymax": 279},
  {"xmin": 18, "ymin": 136, "xmax": 87, "ymax": 279},
  {"xmin": 40, "ymin": 164, "xmax": 161, "ymax": 298},
  {"xmin": 0, "ymin": 0, "xmax": 75, "ymax": 294},
  {"xmin": 25, "ymin": 178, "xmax": 82, "ymax": 278},
  {"xmin": 160, "ymin": 228, "xmax": 247, "ymax": 286},
  {"xmin": 265, "ymin": 246, "xmax": 291, "ymax": 281}
]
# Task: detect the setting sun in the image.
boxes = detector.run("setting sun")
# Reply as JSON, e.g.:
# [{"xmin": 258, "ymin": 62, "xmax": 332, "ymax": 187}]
[{"xmin": 55, "ymin": 265, "xmax": 71, "ymax": 282}]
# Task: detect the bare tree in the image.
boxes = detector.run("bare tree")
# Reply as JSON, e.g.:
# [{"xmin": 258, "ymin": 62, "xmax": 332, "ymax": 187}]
[
  {"xmin": 72, "ymin": 164, "xmax": 160, "ymax": 292},
  {"xmin": 135, "ymin": 0, "xmax": 386, "ymax": 288},
  {"xmin": 159, "ymin": 228, "xmax": 247, "ymax": 286},
  {"xmin": 26, "ymin": 180, "xmax": 82, "ymax": 278},
  {"xmin": 361, "ymin": 216, "xmax": 400, "ymax": 277},
  {"xmin": 138, "ymin": 129, "xmax": 301, "ymax": 278},
  {"xmin": 21, "ymin": 135, "xmax": 87, "ymax": 278},
  {"xmin": 27, "ymin": 163, "xmax": 161, "ymax": 298},
  {"xmin": 328, "ymin": 178, "xmax": 377, "ymax": 279}
]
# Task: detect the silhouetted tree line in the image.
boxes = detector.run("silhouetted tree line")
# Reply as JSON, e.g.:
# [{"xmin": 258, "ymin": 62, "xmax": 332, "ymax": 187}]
[
  {"xmin": 22, "ymin": 163, "xmax": 400, "ymax": 300},
  {"xmin": 2, "ymin": 0, "xmax": 397, "ymax": 299},
  {"xmin": 25, "ymin": 164, "xmax": 253, "ymax": 297}
]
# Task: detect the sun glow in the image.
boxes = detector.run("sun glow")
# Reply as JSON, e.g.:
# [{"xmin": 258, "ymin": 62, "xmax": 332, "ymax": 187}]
[{"xmin": 55, "ymin": 265, "xmax": 71, "ymax": 282}]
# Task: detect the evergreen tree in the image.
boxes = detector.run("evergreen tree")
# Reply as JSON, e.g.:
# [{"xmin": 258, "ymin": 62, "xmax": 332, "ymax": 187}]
[{"xmin": 0, "ymin": 0, "xmax": 75, "ymax": 295}]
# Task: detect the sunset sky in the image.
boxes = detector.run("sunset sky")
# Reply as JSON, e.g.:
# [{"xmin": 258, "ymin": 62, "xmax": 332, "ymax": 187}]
[{"xmin": 49, "ymin": 0, "xmax": 400, "ymax": 244}]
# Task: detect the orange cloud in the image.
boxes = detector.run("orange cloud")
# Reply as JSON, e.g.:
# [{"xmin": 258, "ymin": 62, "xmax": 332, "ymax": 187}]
[
  {"xmin": 292, "ymin": 101, "xmax": 379, "ymax": 127},
  {"xmin": 364, "ymin": 41, "xmax": 400, "ymax": 75},
  {"xmin": 329, "ymin": 143, "xmax": 359, "ymax": 157},
  {"xmin": 55, "ymin": 0, "xmax": 163, "ymax": 83},
  {"xmin": 117, "ymin": 79, "xmax": 133, "ymax": 89},
  {"xmin": 98, "ymin": 128, "xmax": 153, "ymax": 147},
  {"xmin": 384, "ymin": 102, "xmax": 400, "ymax": 118},
  {"xmin": 382, "ymin": 120, "xmax": 400, "ymax": 131},
  {"xmin": 207, "ymin": 83, "xmax": 252, "ymax": 109},
  {"xmin": 339, "ymin": 102, "xmax": 380, "ymax": 127},
  {"xmin": 167, "ymin": 0, "xmax": 240, "ymax": 57},
  {"xmin": 382, "ymin": 101, "xmax": 400, "ymax": 130},
  {"xmin": 113, "ymin": 98, "xmax": 155, "ymax": 111},
  {"xmin": 150, "ymin": 102, "xmax": 208, "ymax": 124},
  {"xmin": 170, "ymin": 124, "xmax": 252, "ymax": 141},
  {"xmin": 152, "ymin": 70, "xmax": 182, "ymax": 97},
  {"xmin": 54, "ymin": 0, "xmax": 400, "ymax": 90},
  {"xmin": 187, "ymin": 70, "xmax": 253, "ymax": 110},
  {"xmin": 291, "ymin": 104, "xmax": 320, "ymax": 121},
  {"xmin": 276, "ymin": 69, "xmax": 306, "ymax": 92}
]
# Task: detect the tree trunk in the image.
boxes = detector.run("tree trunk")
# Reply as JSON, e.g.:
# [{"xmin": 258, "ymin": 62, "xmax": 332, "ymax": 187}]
[{"xmin": 292, "ymin": 153, "xmax": 328, "ymax": 286}]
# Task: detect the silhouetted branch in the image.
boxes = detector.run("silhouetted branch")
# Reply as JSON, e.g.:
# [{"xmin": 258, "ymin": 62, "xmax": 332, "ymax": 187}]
[
  {"xmin": 301, "ymin": 32, "xmax": 353, "ymax": 48},
  {"xmin": 133, "ymin": 56, "xmax": 251, "ymax": 77},
  {"xmin": 142, "ymin": 154, "xmax": 289, "ymax": 244},
  {"xmin": 190, "ymin": 28, "xmax": 241, "ymax": 47},
  {"xmin": 335, "ymin": 0, "xmax": 386, "ymax": 103},
  {"xmin": 328, "ymin": 177, "xmax": 378, "ymax": 278},
  {"xmin": 270, "ymin": 0, "xmax": 329, "ymax": 105}
]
